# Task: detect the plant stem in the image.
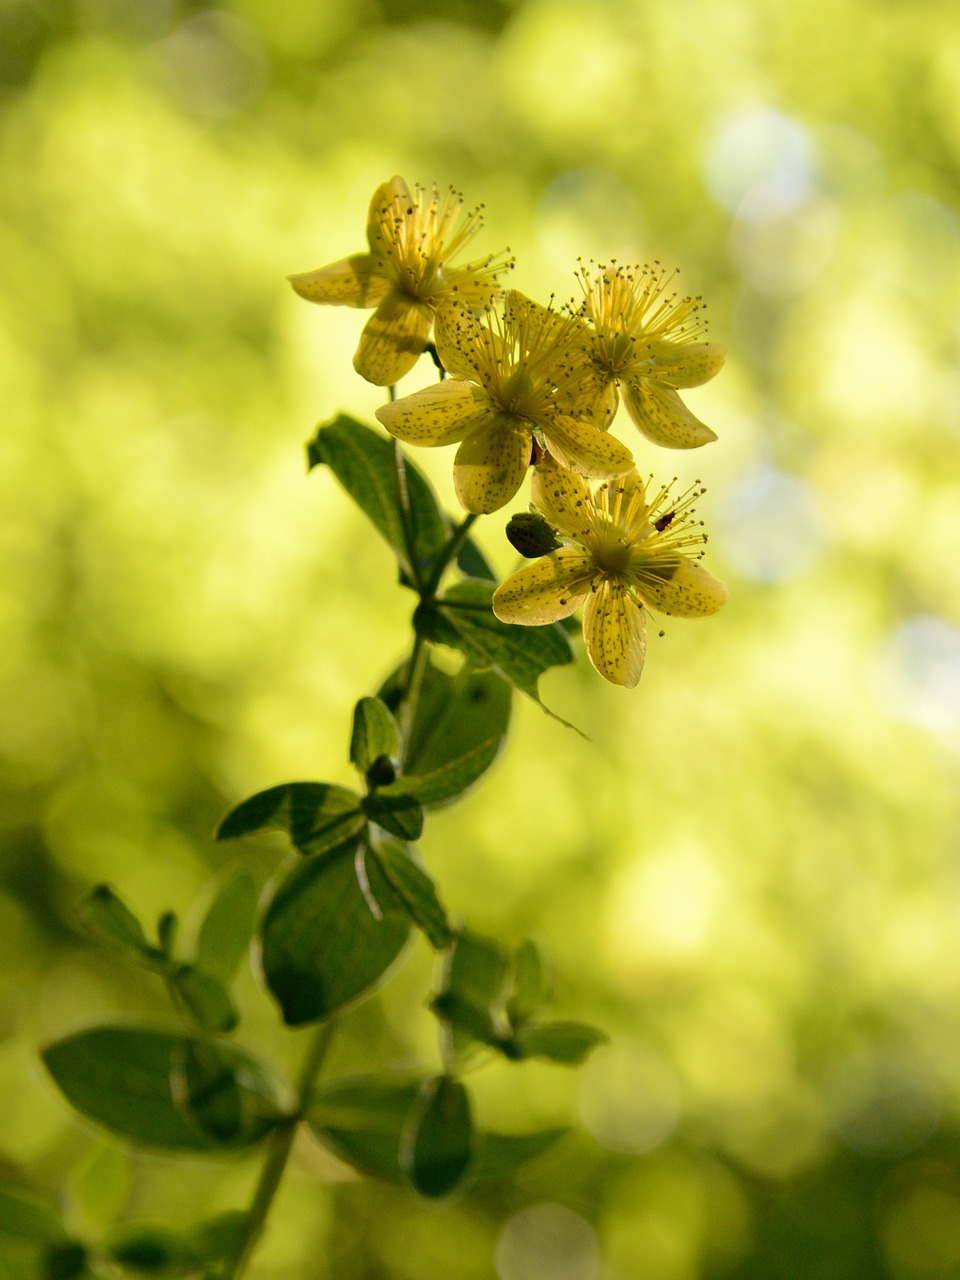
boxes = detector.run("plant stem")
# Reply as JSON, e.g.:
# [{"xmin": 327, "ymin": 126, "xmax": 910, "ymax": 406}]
[
  {"xmin": 424, "ymin": 513, "xmax": 477, "ymax": 598},
  {"xmin": 224, "ymin": 1021, "xmax": 336, "ymax": 1280}
]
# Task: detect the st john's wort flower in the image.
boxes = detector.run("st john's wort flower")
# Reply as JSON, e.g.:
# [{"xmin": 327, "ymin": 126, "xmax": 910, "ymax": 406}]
[
  {"xmin": 288, "ymin": 176, "xmax": 512, "ymax": 386},
  {"xmin": 575, "ymin": 261, "xmax": 725, "ymax": 448},
  {"xmin": 492, "ymin": 458, "xmax": 728, "ymax": 687},
  {"xmin": 375, "ymin": 291, "xmax": 635, "ymax": 515}
]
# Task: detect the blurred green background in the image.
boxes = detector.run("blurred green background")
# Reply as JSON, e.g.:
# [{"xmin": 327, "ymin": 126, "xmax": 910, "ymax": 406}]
[{"xmin": 3, "ymin": 0, "xmax": 960, "ymax": 1275}]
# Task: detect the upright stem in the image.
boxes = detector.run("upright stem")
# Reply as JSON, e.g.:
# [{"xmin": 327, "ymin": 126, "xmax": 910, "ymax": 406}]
[{"xmin": 224, "ymin": 1021, "xmax": 336, "ymax": 1280}]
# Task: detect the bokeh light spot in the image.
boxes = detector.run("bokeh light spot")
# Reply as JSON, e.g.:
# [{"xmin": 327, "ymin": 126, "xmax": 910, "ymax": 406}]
[
  {"xmin": 578, "ymin": 1044, "xmax": 682, "ymax": 1155},
  {"xmin": 828, "ymin": 1049, "xmax": 941, "ymax": 1158},
  {"xmin": 495, "ymin": 1203, "xmax": 600, "ymax": 1280},
  {"xmin": 717, "ymin": 466, "xmax": 821, "ymax": 583}
]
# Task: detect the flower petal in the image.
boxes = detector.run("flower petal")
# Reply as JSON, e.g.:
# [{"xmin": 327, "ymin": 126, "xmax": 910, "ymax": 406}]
[
  {"xmin": 530, "ymin": 461, "xmax": 592, "ymax": 539},
  {"xmin": 582, "ymin": 581, "xmax": 647, "ymax": 688},
  {"xmin": 288, "ymin": 254, "xmax": 389, "ymax": 308},
  {"xmin": 492, "ymin": 547, "xmax": 594, "ymax": 624},
  {"xmin": 354, "ymin": 294, "xmax": 433, "ymax": 386},
  {"xmin": 633, "ymin": 558, "xmax": 728, "ymax": 617},
  {"xmin": 366, "ymin": 175, "xmax": 411, "ymax": 253},
  {"xmin": 376, "ymin": 380, "xmax": 489, "ymax": 445},
  {"xmin": 622, "ymin": 379, "xmax": 718, "ymax": 448},
  {"xmin": 648, "ymin": 341, "xmax": 726, "ymax": 388},
  {"xmin": 540, "ymin": 413, "xmax": 634, "ymax": 478},
  {"xmin": 453, "ymin": 415, "xmax": 532, "ymax": 514},
  {"xmin": 433, "ymin": 303, "xmax": 494, "ymax": 382}
]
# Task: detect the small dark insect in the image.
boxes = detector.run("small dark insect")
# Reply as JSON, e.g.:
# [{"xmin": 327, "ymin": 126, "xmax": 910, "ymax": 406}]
[
  {"xmin": 506, "ymin": 512, "xmax": 561, "ymax": 558},
  {"xmin": 654, "ymin": 511, "xmax": 676, "ymax": 533}
]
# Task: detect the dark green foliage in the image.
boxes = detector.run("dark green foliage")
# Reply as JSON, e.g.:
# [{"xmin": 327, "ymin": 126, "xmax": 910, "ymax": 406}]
[
  {"xmin": 307, "ymin": 1076, "xmax": 565, "ymax": 1191},
  {"xmin": 168, "ymin": 965, "xmax": 238, "ymax": 1035},
  {"xmin": 0, "ymin": 1187, "xmax": 65, "ymax": 1245},
  {"xmin": 511, "ymin": 1021, "xmax": 607, "ymax": 1065},
  {"xmin": 400, "ymin": 1076, "xmax": 473, "ymax": 1199},
  {"xmin": 307, "ymin": 416, "xmax": 449, "ymax": 591},
  {"xmin": 259, "ymin": 839, "xmax": 410, "ymax": 1025},
  {"xmin": 216, "ymin": 783, "xmax": 365, "ymax": 857},
  {"xmin": 360, "ymin": 790, "xmax": 424, "ymax": 840},
  {"xmin": 194, "ymin": 873, "xmax": 258, "ymax": 985},
  {"xmin": 507, "ymin": 938, "xmax": 550, "ymax": 1026},
  {"xmin": 76, "ymin": 887, "xmax": 159, "ymax": 964},
  {"xmin": 422, "ymin": 579, "xmax": 573, "ymax": 702},
  {"xmin": 44, "ymin": 1242, "xmax": 88, "ymax": 1280},
  {"xmin": 42, "ymin": 1028, "xmax": 282, "ymax": 1151},
  {"xmin": 107, "ymin": 1214, "xmax": 248, "ymax": 1277},
  {"xmin": 350, "ymin": 697, "xmax": 401, "ymax": 777},
  {"xmin": 369, "ymin": 836, "xmax": 452, "ymax": 949},
  {"xmin": 379, "ymin": 658, "xmax": 511, "ymax": 806}
]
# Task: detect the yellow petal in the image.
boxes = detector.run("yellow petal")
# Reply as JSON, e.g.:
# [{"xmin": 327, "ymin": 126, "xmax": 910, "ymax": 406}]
[
  {"xmin": 634, "ymin": 558, "xmax": 728, "ymax": 617},
  {"xmin": 354, "ymin": 294, "xmax": 433, "ymax": 386},
  {"xmin": 582, "ymin": 581, "xmax": 647, "ymax": 688},
  {"xmin": 492, "ymin": 547, "xmax": 594, "ymax": 624},
  {"xmin": 648, "ymin": 341, "xmax": 726, "ymax": 388},
  {"xmin": 288, "ymin": 254, "xmax": 389, "ymax": 308},
  {"xmin": 622, "ymin": 379, "xmax": 718, "ymax": 448},
  {"xmin": 434, "ymin": 303, "xmax": 494, "ymax": 382},
  {"xmin": 530, "ymin": 461, "xmax": 591, "ymax": 538},
  {"xmin": 540, "ymin": 413, "xmax": 634, "ymax": 478},
  {"xmin": 366, "ymin": 175, "xmax": 411, "ymax": 252},
  {"xmin": 453, "ymin": 415, "xmax": 532, "ymax": 514},
  {"xmin": 376, "ymin": 381, "xmax": 489, "ymax": 445}
]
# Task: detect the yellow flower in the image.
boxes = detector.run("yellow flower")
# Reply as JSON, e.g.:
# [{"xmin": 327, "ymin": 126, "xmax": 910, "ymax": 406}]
[
  {"xmin": 492, "ymin": 459, "xmax": 728, "ymax": 688},
  {"xmin": 288, "ymin": 176, "xmax": 512, "ymax": 387},
  {"xmin": 576, "ymin": 261, "xmax": 725, "ymax": 448},
  {"xmin": 375, "ymin": 291, "xmax": 635, "ymax": 515}
]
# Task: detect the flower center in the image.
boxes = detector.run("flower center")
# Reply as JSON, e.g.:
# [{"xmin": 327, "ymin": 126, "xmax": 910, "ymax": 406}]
[{"xmin": 592, "ymin": 528, "xmax": 633, "ymax": 577}]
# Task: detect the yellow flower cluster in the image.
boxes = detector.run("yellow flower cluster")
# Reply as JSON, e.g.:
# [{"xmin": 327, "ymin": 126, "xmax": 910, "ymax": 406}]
[{"xmin": 290, "ymin": 177, "xmax": 728, "ymax": 687}]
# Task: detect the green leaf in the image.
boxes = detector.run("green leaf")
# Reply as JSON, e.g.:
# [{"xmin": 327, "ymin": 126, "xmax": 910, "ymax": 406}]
[
  {"xmin": 168, "ymin": 965, "xmax": 238, "ymax": 1035},
  {"xmin": 0, "ymin": 1189, "xmax": 65, "ymax": 1245},
  {"xmin": 435, "ymin": 579, "xmax": 574, "ymax": 703},
  {"xmin": 65, "ymin": 1143, "xmax": 128, "ymax": 1235},
  {"xmin": 506, "ymin": 939, "xmax": 549, "ymax": 1028},
  {"xmin": 349, "ymin": 697, "xmax": 400, "ymax": 777},
  {"xmin": 216, "ymin": 783, "xmax": 364, "ymax": 858},
  {"xmin": 456, "ymin": 536, "xmax": 497, "ymax": 583},
  {"xmin": 472, "ymin": 1128, "xmax": 568, "ymax": 1181},
  {"xmin": 43, "ymin": 1028, "xmax": 281, "ymax": 1151},
  {"xmin": 170, "ymin": 1041, "xmax": 243, "ymax": 1142},
  {"xmin": 380, "ymin": 658, "xmax": 511, "ymax": 807},
  {"xmin": 194, "ymin": 873, "xmax": 257, "ymax": 985},
  {"xmin": 43, "ymin": 1242, "xmax": 89, "ymax": 1280},
  {"xmin": 512, "ymin": 1021, "xmax": 608, "ymax": 1065},
  {"xmin": 306, "ymin": 415, "xmax": 448, "ymax": 589},
  {"xmin": 401, "ymin": 1076, "xmax": 473, "ymax": 1199},
  {"xmin": 186, "ymin": 1214, "xmax": 247, "ymax": 1268},
  {"xmin": 260, "ymin": 839, "xmax": 410, "ymax": 1025},
  {"xmin": 307, "ymin": 1077, "xmax": 420, "ymax": 1183},
  {"xmin": 76, "ymin": 887, "xmax": 157, "ymax": 963},
  {"xmin": 444, "ymin": 929, "xmax": 509, "ymax": 1013},
  {"xmin": 155, "ymin": 912, "xmax": 177, "ymax": 961},
  {"xmin": 371, "ymin": 838, "xmax": 452, "ymax": 950},
  {"xmin": 430, "ymin": 992, "xmax": 503, "ymax": 1050},
  {"xmin": 108, "ymin": 1227, "xmax": 202, "ymax": 1276},
  {"xmin": 361, "ymin": 791, "xmax": 424, "ymax": 841}
]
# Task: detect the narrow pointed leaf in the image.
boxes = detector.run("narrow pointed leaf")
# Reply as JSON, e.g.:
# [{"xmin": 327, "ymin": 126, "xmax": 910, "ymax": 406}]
[
  {"xmin": 401, "ymin": 1076, "xmax": 473, "ymax": 1199},
  {"xmin": 379, "ymin": 658, "xmax": 511, "ymax": 806},
  {"xmin": 506, "ymin": 939, "xmax": 549, "ymax": 1028},
  {"xmin": 42, "ymin": 1028, "xmax": 281, "ymax": 1150},
  {"xmin": 371, "ymin": 839, "xmax": 452, "ymax": 949},
  {"xmin": 472, "ymin": 1128, "xmax": 568, "ymax": 1181},
  {"xmin": 307, "ymin": 415, "xmax": 449, "ymax": 589},
  {"xmin": 350, "ymin": 697, "xmax": 400, "ymax": 776},
  {"xmin": 512, "ymin": 1021, "xmax": 608, "ymax": 1065},
  {"xmin": 456, "ymin": 536, "xmax": 497, "ymax": 582},
  {"xmin": 260, "ymin": 839, "xmax": 410, "ymax": 1025},
  {"xmin": 430, "ymin": 992, "xmax": 503, "ymax": 1050},
  {"xmin": 435, "ymin": 931, "xmax": 510, "ymax": 1056},
  {"xmin": 194, "ymin": 872, "xmax": 258, "ymax": 984},
  {"xmin": 216, "ymin": 783, "xmax": 364, "ymax": 858},
  {"xmin": 76, "ymin": 886, "xmax": 158, "ymax": 963},
  {"xmin": 435, "ymin": 579, "xmax": 574, "ymax": 702},
  {"xmin": 307, "ymin": 1077, "xmax": 420, "ymax": 1183},
  {"xmin": 168, "ymin": 965, "xmax": 238, "ymax": 1035}
]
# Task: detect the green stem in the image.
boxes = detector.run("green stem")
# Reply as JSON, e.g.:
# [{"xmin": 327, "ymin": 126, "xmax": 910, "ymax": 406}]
[
  {"xmin": 424, "ymin": 513, "xmax": 477, "ymax": 598},
  {"xmin": 224, "ymin": 1021, "xmax": 336, "ymax": 1280}
]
